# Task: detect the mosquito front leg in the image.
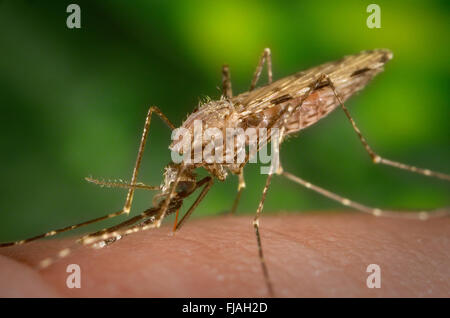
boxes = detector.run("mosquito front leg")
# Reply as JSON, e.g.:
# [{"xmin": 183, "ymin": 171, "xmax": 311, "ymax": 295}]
[
  {"xmin": 321, "ymin": 74, "xmax": 450, "ymax": 181},
  {"xmin": 38, "ymin": 206, "xmax": 163, "ymax": 268},
  {"xmin": 0, "ymin": 209, "xmax": 125, "ymax": 248},
  {"xmin": 1, "ymin": 107, "xmax": 173, "ymax": 248},
  {"xmin": 250, "ymin": 48, "xmax": 273, "ymax": 91},
  {"xmin": 282, "ymin": 170, "xmax": 449, "ymax": 220},
  {"xmin": 1, "ymin": 179, "xmax": 159, "ymax": 248},
  {"xmin": 77, "ymin": 194, "xmax": 181, "ymax": 248},
  {"xmin": 79, "ymin": 207, "xmax": 161, "ymax": 247},
  {"xmin": 123, "ymin": 106, "xmax": 176, "ymax": 214},
  {"xmin": 253, "ymin": 173, "xmax": 275, "ymax": 297},
  {"xmin": 77, "ymin": 173, "xmax": 208, "ymax": 249},
  {"xmin": 222, "ymin": 64, "xmax": 233, "ymax": 99},
  {"xmin": 97, "ymin": 174, "xmax": 211, "ymax": 243},
  {"xmin": 79, "ymin": 167, "xmax": 186, "ymax": 247}
]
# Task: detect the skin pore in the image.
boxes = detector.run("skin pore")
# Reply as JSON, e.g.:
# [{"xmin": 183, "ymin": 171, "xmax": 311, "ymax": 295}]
[{"xmin": 0, "ymin": 213, "xmax": 448, "ymax": 297}]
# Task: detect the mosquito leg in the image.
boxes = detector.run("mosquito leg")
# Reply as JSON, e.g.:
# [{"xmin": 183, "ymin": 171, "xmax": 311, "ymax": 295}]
[
  {"xmin": 1, "ymin": 107, "xmax": 173, "ymax": 248},
  {"xmin": 38, "ymin": 206, "xmax": 164, "ymax": 268},
  {"xmin": 38, "ymin": 242, "xmax": 81, "ymax": 269},
  {"xmin": 106, "ymin": 176, "xmax": 212, "ymax": 237},
  {"xmin": 171, "ymin": 176, "xmax": 212, "ymax": 231},
  {"xmin": 222, "ymin": 64, "xmax": 233, "ymax": 99},
  {"xmin": 100, "ymin": 199, "xmax": 181, "ymax": 245},
  {"xmin": 154, "ymin": 164, "xmax": 186, "ymax": 227},
  {"xmin": 0, "ymin": 209, "xmax": 125, "ymax": 248},
  {"xmin": 282, "ymin": 170, "xmax": 449, "ymax": 220},
  {"xmin": 80, "ymin": 206, "xmax": 162, "ymax": 247},
  {"xmin": 253, "ymin": 173, "xmax": 275, "ymax": 297},
  {"xmin": 38, "ymin": 219, "xmax": 137, "ymax": 268},
  {"xmin": 39, "ymin": 167, "xmax": 199, "ymax": 269},
  {"xmin": 78, "ymin": 177, "xmax": 182, "ymax": 248},
  {"xmin": 231, "ymin": 170, "xmax": 246, "ymax": 214},
  {"xmin": 321, "ymin": 74, "xmax": 450, "ymax": 181},
  {"xmin": 85, "ymin": 176, "xmax": 160, "ymax": 190},
  {"xmin": 123, "ymin": 106, "xmax": 176, "ymax": 214},
  {"xmin": 250, "ymin": 48, "xmax": 273, "ymax": 91},
  {"xmin": 230, "ymin": 168, "xmax": 246, "ymax": 214},
  {"xmin": 174, "ymin": 177, "xmax": 213, "ymax": 231},
  {"xmin": 172, "ymin": 208, "xmax": 181, "ymax": 232},
  {"xmin": 79, "ymin": 166, "xmax": 194, "ymax": 247}
]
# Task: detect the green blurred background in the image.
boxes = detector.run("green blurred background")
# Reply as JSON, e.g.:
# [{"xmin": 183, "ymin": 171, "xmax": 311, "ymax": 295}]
[{"xmin": 0, "ymin": 0, "xmax": 448, "ymax": 241}]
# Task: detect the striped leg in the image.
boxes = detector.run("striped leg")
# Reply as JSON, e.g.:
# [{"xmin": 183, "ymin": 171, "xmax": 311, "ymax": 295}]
[
  {"xmin": 0, "ymin": 178, "xmax": 160, "ymax": 247},
  {"xmin": 250, "ymin": 48, "xmax": 273, "ymax": 91},
  {"xmin": 80, "ymin": 176, "xmax": 213, "ymax": 246},
  {"xmin": 282, "ymin": 170, "xmax": 449, "ymax": 220},
  {"xmin": 38, "ymin": 205, "xmax": 166, "ymax": 269},
  {"xmin": 322, "ymin": 74, "xmax": 450, "ymax": 181},
  {"xmin": 0, "ymin": 106, "xmax": 173, "ymax": 248},
  {"xmin": 1, "ymin": 181, "xmax": 160, "ymax": 248},
  {"xmin": 123, "ymin": 106, "xmax": 175, "ymax": 214},
  {"xmin": 38, "ymin": 175, "xmax": 213, "ymax": 268},
  {"xmin": 0, "ymin": 209, "xmax": 125, "ymax": 248},
  {"xmin": 230, "ymin": 168, "xmax": 246, "ymax": 214},
  {"xmin": 253, "ymin": 173, "xmax": 275, "ymax": 297},
  {"xmin": 77, "ymin": 166, "xmax": 189, "ymax": 247}
]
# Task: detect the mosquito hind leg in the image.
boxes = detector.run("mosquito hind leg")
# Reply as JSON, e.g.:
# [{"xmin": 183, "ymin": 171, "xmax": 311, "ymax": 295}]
[
  {"xmin": 253, "ymin": 173, "xmax": 275, "ymax": 297},
  {"xmin": 250, "ymin": 48, "xmax": 273, "ymax": 91},
  {"xmin": 282, "ymin": 170, "xmax": 449, "ymax": 220},
  {"xmin": 321, "ymin": 74, "xmax": 450, "ymax": 181}
]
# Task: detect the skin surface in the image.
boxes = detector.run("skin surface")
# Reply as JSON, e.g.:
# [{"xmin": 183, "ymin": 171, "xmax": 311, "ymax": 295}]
[{"xmin": 0, "ymin": 213, "xmax": 448, "ymax": 297}]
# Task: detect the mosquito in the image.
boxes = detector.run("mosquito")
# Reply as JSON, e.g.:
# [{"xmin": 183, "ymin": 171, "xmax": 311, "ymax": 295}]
[{"xmin": 1, "ymin": 48, "xmax": 449, "ymax": 296}]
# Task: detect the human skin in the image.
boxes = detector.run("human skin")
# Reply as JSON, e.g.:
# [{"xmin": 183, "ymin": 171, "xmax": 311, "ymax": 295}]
[{"xmin": 0, "ymin": 213, "xmax": 448, "ymax": 297}]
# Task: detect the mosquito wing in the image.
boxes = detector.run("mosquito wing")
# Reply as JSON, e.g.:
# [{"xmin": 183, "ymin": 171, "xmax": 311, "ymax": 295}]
[{"xmin": 233, "ymin": 49, "xmax": 392, "ymax": 133}]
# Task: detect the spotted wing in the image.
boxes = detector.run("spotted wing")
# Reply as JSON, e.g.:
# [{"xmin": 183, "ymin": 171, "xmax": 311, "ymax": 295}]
[{"xmin": 232, "ymin": 49, "xmax": 393, "ymax": 118}]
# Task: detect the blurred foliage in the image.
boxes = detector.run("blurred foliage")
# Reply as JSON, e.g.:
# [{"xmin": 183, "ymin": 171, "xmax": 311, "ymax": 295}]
[{"xmin": 0, "ymin": 0, "xmax": 448, "ymax": 240}]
